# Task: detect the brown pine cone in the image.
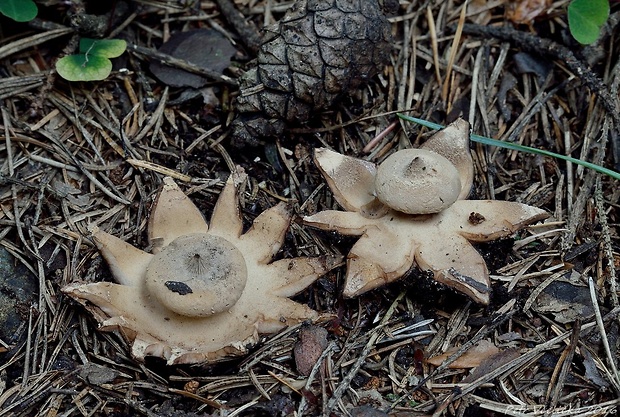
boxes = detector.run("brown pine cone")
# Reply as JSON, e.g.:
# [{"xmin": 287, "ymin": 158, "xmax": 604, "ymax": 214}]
[{"xmin": 231, "ymin": 0, "xmax": 396, "ymax": 144}]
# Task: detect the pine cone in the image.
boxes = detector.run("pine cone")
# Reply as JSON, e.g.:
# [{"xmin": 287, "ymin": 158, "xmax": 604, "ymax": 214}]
[{"xmin": 231, "ymin": 0, "xmax": 395, "ymax": 144}]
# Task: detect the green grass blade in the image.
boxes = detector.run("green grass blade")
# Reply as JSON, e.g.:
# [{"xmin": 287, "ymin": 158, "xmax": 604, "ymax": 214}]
[{"xmin": 398, "ymin": 114, "xmax": 620, "ymax": 180}]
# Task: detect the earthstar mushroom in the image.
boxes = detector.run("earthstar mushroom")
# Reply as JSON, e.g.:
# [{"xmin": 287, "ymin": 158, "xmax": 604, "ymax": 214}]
[
  {"xmin": 304, "ymin": 119, "xmax": 548, "ymax": 303},
  {"xmin": 145, "ymin": 233, "xmax": 248, "ymax": 317},
  {"xmin": 64, "ymin": 168, "xmax": 340, "ymax": 365}
]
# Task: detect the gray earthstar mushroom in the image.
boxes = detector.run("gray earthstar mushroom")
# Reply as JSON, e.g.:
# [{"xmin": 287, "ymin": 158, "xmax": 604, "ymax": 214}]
[
  {"xmin": 63, "ymin": 168, "xmax": 341, "ymax": 365},
  {"xmin": 304, "ymin": 118, "xmax": 549, "ymax": 304}
]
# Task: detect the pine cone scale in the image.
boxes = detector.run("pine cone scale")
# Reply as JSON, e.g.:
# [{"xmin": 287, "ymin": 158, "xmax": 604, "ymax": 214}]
[
  {"xmin": 281, "ymin": 19, "xmax": 315, "ymax": 46},
  {"xmin": 314, "ymin": 9, "xmax": 346, "ymax": 38},
  {"xmin": 287, "ymin": 44, "xmax": 323, "ymax": 77},
  {"xmin": 335, "ymin": 0, "xmax": 361, "ymax": 13}
]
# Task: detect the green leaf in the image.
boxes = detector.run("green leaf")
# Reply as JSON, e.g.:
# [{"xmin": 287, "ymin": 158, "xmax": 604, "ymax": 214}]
[
  {"xmin": 397, "ymin": 114, "xmax": 620, "ymax": 181},
  {"xmin": 79, "ymin": 38, "xmax": 127, "ymax": 58},
  {"xmin": 56, "ymin": 55, "xmax": 112, "ymax": 82},
  {"xmin": 0, "ymin": 0, "xmax": 38, "ymax": 22},
  {"xmin": 568, "ymin": 0, "xmax": 610, "ymax": 44},
  {"xmin": 56, "ymin": 38, "xmax": 127, "ymax": 82}
]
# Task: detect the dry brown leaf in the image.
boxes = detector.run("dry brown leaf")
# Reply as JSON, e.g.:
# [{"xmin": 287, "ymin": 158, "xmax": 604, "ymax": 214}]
[
  {"xmin": 506, "ymin": 0, "xmax": 551, "ymax": 24},
  {"xmin": 294, "ymin": 325, "xmax": 329, "ymax": 376},
  {"xmin": 150, "ymin": 29, "xmax": 236, "ymax": 88},
  {"xmin": 426, "ymin": 339, "xmax": 500, "ymax": 369}
]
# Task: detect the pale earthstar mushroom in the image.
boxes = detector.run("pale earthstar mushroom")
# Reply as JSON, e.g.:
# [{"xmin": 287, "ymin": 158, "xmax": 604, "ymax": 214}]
[
  {"xmin": 63, "ymin": 167, "xmax": 341, "ymax": 365},
  {"xmin": 304, "ymin": 119, "xmax": 549, "ymax": 304}
]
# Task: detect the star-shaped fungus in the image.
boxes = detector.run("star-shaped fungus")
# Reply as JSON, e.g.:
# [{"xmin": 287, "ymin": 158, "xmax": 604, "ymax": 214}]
[
  {"xmin": 304, "ymin": 119, "xmax": 548, "ymax": 304},
  {"xmin": 63, "ymin": 168, "xmax": 340, "ymax": 365}
]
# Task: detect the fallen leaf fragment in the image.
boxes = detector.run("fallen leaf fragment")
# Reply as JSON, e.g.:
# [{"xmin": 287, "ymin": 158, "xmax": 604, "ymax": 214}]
[
  {"xmin": 532, "ymin": 277, "xmax": 595, "ymax": 324},
  {"xmin": 350, "ymin": 405, "xmax": 388, "ymax": 417},
  {"xmin": 426, "ymin": 339, "xmax": 500, "ymax": 369},
  {"xmin": 294, "ymin": 325, "xmax": 329, "ymax": 376},
  {"xmin": 506, "ymin": 0, "xmax": 551, "ymax": 24},
  {"xmin": 150, "ymin": 29, "xmax": 236, "ymax": 88}
]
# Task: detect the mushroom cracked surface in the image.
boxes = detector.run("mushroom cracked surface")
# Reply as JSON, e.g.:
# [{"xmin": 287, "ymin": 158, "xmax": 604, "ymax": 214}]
[
  {"xmin": 63, "ymin": 168, "xmax": 340, "ymax": 365},
  {"xmin": 304, "ymin": 119, "xmax": 549, "ymax": 304}
]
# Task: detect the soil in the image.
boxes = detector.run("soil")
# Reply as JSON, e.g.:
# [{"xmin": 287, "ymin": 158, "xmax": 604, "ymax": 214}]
[{"xmin": 0, "ymin": 0, "xmax": 619, "ymax": 416}]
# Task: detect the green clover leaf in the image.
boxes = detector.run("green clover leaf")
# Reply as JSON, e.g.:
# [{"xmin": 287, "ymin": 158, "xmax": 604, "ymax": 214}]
[
  {"xmin": 0, "ymin": 0, "xmax": 38, "ymax": 22},
  {"xmin": 568, "ymin": 0, "xmax": 610, "ymax": 44},
  {"xmin": 56, "ymin": 38, "xmax": 127, "ymax": 82},
  {"xmin": 79, "ymin": 38, "xmax": 127, "ymax": 58}
]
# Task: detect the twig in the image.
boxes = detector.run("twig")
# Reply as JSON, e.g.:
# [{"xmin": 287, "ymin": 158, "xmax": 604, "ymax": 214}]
[
  {"xmin": 588, "ymin": 277, "xmax": 620, "ymax": 393},
  {"xmin": 546, "ymin": 320, "xmax": 580, "ymax": 408},
  {"xmin": 453, "ymin": 23, "xmax": 620, "ymax": 168},
  {"xmin": 450, "ymin": 306, "xmax": 620, "ymax": 408},
  {"xmin": 476, "ymin": 396, "xmax": 620, "ymax": 416},
  {"xmin": 594, "ymin": 176, "xmax": 619, "ymax": 308},
  {"xmin": 213, "ymin": 0, "xmax": 262, "ymax": 54},
  {"xmin": 324, "ymin": 292, "xmax": 406, "ymax": 416},
  {"xmin": 22, "ymin": 123, "xmax": 131, "ymax": 205},
  {"xmin": 127, "ymin": 43, "xmax": 238, "ymax": 87},
  {"xmin": 456, "ymin": 24, "xmax": 619, "ymax": 119},
  {"xmin": 441, "ymin": 2, "xmax": 466, "ymax": 102},
  {"xmin": 391, "ymin": 299, "xmax": 517, "ymax": 410},
  {"xmin": 0, "ymin": 28, "xmax": 72, "ymax": 60}
]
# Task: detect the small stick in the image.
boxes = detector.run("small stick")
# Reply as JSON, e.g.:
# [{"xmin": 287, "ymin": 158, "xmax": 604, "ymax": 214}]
[
  {"xmin": 453, "ymin": 23, "xmax": 620, "ymax": 168},
  {"xmin": 588, "ymin": 277, "xmax": 620, "ymax": 393},
  {"xmin": 213, "ymin": 0, "xmax": 262, "ymax": 54},
  {"xmin": 363, "ymin": 120, "xmax": 399, "ymax": 153},
  {"xmin": 127, "ymin": 44, "xmax": 238, "ymax": 86}
]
